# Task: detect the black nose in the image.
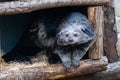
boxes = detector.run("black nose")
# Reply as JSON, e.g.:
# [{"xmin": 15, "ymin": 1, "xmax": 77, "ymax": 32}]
[{"xmin": 68, "ymin": 38, "xmax": 73, "ymax": 42}]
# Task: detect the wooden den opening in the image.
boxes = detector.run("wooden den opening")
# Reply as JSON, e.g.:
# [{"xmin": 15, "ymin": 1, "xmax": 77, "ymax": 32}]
[{"xmin": 0, "ymin": 0, "xmax": 109, "ymax": 80}]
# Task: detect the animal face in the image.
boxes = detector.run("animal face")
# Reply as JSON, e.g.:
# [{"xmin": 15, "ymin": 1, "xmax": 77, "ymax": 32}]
[
  {"xmin": 56, "ymin": 27, "xmax": 92, "ymax": 45},
  {"xmin": 57, "ymin": 30, "xmax": 79, "ymax": 45},
  {"xmin": 56, "ymin": 12, "xmax": 95, "ymax": 46}
]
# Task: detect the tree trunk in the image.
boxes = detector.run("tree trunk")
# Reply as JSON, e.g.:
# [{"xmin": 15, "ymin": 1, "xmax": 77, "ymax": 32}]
[{"xmin": 103, "ymin": 4, "xmax": 119, "ymax": 62}]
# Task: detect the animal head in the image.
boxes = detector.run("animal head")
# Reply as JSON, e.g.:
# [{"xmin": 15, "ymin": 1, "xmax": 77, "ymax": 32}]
[
  {"xmin": 56, "ymin": 25, "xmax": 94, "ymax": 46},
  {"xmin": 56, "ymin": 12, "xmax": 95, "ymax": 46}
]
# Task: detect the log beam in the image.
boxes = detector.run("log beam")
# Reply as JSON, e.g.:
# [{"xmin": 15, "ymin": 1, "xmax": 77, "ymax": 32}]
[
  {"xmin": 0, "ymin": 0, "xmax": 109, "ymax": 15},
  {"xmin": 62, "ymin": 60, "xmax": 120, "ymax": 80},
  {"xmin": 92, "ymin": 60, "xmax": 120, "ymax": 80},
  {"xmin": 0, "ymin": 57, "xmax": 108, "ymax": 80}
]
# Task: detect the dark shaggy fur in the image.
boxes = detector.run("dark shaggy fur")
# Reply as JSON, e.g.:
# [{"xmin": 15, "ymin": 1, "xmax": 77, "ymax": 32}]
[{"xmin": 30, "ymin": 12, "xmax": 95, "ymax": 70}]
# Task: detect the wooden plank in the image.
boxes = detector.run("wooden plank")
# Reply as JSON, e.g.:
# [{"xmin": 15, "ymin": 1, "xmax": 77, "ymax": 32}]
[
  {"xmin": 0, "ymin": 57, "xmax": 108, "ymax": 80},
  {"xmin": 88, "ymin": 6, "xmax": 104, "ymax": 59},
  {"xmin": 0, "ymin": 0, "xmax": 109, "ymax": 15}
]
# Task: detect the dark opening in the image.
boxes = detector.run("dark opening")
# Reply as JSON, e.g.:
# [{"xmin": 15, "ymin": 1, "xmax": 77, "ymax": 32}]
[{"xmin": 1, "ymin": 6, "xmax": 88, "ymax": 64}]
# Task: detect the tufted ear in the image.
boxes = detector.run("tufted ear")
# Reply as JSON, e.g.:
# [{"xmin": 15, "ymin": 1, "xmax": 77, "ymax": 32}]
[{"xmin": 81, "ymin": 25, "xmax": 94, "ymax": 37}]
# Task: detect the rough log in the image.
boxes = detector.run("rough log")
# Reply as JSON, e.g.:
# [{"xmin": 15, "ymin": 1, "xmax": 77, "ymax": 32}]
[
  {"xmin": 103, "ymin": 2, "xmax": 119, "ymax": 62},
  {"xmin": 88, "ymin": 6, "xmax": 104, "ymax": 59},
  {"xmin": 0, "ymin": 57, "xmax": 108, "ymax": 80},
  {"xmin": 92, "ymin": 60, "xmax": 120, "ymax": 80},
  {"xmin": 0, "ymin": 0, "xmax": 109, "ymax": 15},
  {"xmin": 61, "ymin": 60, "xmax": 120, "ymax": 80}
]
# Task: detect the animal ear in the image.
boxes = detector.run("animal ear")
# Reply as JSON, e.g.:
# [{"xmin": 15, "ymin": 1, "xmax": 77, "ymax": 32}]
[{"xmin": 81, "ymin": 27, "xmax": 94, "ymax": 37}]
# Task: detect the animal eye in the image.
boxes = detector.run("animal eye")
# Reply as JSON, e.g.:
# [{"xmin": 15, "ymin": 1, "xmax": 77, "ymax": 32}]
[
  {"xmin": 74, "ymin": 33, "xmax": 78, "ymax": 37},
  {"xmin": 65, "ymin": 34, "xmax": 69, "ymax": 37}
]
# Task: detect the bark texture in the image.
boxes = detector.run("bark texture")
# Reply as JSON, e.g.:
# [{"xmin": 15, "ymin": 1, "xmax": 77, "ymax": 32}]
[
  {"xmin": 88, "ymin": 6, "xmax": 104, "ymax": 59},
  {"xmin": 103, "ymin": 5, "xmax": 119, "ymax": 62},
  {"xmin": 0, "ymin": 0, "xmax": 109, "ymax": 15},
  {"xmin": 60, "ymin": 60, "xmax": 120, "ymax": 80},
  {"xmin": 0, "ymin": 57, "xmax": 108, "ymax": 80}
]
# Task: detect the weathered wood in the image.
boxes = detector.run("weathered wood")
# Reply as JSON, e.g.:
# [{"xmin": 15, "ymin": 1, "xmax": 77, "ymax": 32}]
[
  {"xmin": 92, "ymin": 61, "xmax": 120, "ymax": 80},
  {"xmin": 103, "ymin": 4, "xmax": 119, "ymax": 62},
  {"xmin": 88, "ymin": 6, "xmax": 104, "ymax": 59},
  {"xmin": 0, "ymin": 0, "xmax": 109, "ymax": 15},
  {"xmin": 0, "ymin": 57, "xmax": 108, "ymax": 80},
  {"xmin": 60, "ymin": 60, "xmax": 120, "ymax": 80}
]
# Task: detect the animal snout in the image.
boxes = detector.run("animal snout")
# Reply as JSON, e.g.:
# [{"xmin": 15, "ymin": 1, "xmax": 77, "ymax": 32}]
[{"xmin": 68, "ymin": 38, "xmax": 73, "ymax": 42}]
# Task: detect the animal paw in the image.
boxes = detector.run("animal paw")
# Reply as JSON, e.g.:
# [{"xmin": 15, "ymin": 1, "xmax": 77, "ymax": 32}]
[
  {"xmin": 57, "ymin": 52, "xmax": 72, "ymax": 71},
  {"xmin": 63, "ymin": 61, "xmax": 71, "ymax": 71},
  {"xmin": 72, "ymin": 59, "xmax": 80, "ymax": 68},
  {"xmin": 72, "ymin": 62, "xmax": 80, "ymax": 68}
]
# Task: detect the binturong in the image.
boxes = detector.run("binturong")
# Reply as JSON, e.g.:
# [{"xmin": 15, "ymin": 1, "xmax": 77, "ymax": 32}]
[
  {"xmin": 55, "ymin": 12, "xmax": 96, "ymax": 70},
  {"xmin": 30, "ymin": 12, "xmax": 96, "ymax": 71}
]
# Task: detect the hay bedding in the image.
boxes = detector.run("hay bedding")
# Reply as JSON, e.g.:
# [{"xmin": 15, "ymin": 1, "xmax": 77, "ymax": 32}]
[{"xmin": 0, "ymin": 50, "xmax": 50, "ymax": 71}]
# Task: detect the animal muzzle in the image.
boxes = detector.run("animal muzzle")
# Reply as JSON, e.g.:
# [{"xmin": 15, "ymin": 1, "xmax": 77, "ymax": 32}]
[{"xmin": 68, "ymin": 38, "xmax": 74, "ymax": 42}]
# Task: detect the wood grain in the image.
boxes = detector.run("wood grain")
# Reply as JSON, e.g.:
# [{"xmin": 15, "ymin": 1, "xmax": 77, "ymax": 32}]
[
  {"xmin": 0, "ymin": 57, "xmax": 108, "ymax": 80},
  {"xmin": 0, "ymin": 0, "xmax": 109, "ymax": 15},
  {"xmin": 88, "ymin": 6, "xmax": 104, "ymax": 59}
]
